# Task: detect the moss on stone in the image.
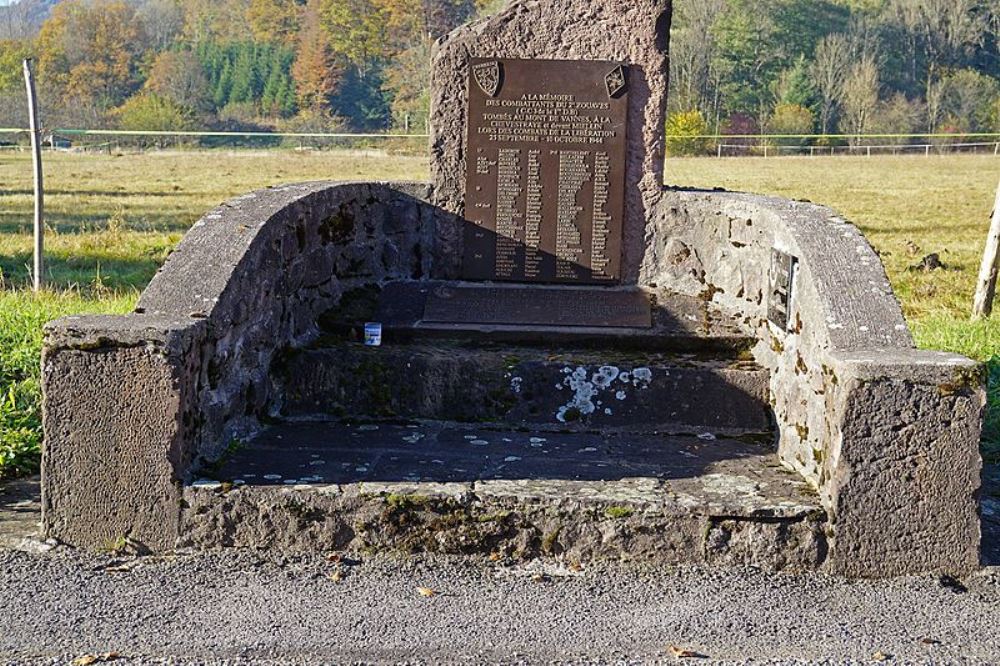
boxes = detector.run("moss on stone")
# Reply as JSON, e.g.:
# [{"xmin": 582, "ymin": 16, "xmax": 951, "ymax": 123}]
[
  {"xmin": 938, "ymin": 365, "xmax": 987, "ymax": 397},
  {"xmin": 385, "ymin": 494, "xmax": 431, "ymax": 511},
  {"xmin": 604, "ymin": 506, "xmax": 634, "ymax": 519},
  {"xmin": 541, "ymin": 526, "xmax": 561, "ymax": 555},
  {"xmin": 770, "ymin": 336, "xmax": 785, "ymax": 354}
]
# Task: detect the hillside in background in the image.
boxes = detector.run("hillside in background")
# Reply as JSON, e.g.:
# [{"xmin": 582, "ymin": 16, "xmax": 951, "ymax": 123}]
[
  {"xmin": 0, "ymin": 0, "xmax": 996, "ymax": 146},
  {"xmin": 0, "ymin": 0, "xmax": 58, "ymax": 38}
]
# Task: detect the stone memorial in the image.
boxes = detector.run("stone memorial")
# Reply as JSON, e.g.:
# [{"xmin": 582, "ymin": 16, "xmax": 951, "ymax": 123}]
[{"xmin": 40, "ymin": 0, "xmax": 985, "ymax": 578}]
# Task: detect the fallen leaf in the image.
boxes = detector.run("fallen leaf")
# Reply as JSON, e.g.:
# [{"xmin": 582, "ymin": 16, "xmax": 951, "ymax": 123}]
[
  {"xmin": 872, "ymin": 650, "xmax": 890, "ymax": 661},
  {"xmin": 568, "ymin": 561, "xmax": 584, "ymax": 572},
  {"xmin": 72, "ymin": 653, "xmax": 119, "ymax": 666},
  {"xmin": 102, "ymin": 560, "xmax": 140, "ymax": 573},
  {"xmin": 667, "ymin": 645, "xmax": 707, "ymax": 659},
  {"xmin": 417, "ymin": 587, "xmax": 436, "ymax": 598},
  {"xmin": 488, "ymin": 552, "xmax": 503, "ymax": 562},
  {"xmin": 329, "ymin": 570, "xmax": 344, "ymax": 583}
]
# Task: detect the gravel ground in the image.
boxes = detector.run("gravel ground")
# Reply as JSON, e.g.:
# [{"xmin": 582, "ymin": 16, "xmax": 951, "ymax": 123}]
[
  {"xmin": 2, "ymin": 478, "xmax": 1000, "ymax": 665},
  {"xmin": 1, "ymin": 545, "xmax": 999, "ymax": 664}
]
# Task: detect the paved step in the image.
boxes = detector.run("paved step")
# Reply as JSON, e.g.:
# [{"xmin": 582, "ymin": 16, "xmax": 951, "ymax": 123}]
[
  {"xmin": 182, "ymin": 421, "xmax": 826, "ymax": 571},
  {"xmin": 317, "ymin": 281, "xmax": 755, "ymax": 353},
  {"xmin": 275, "ymin": 342, "xmax": 771, "ymax": 433}
]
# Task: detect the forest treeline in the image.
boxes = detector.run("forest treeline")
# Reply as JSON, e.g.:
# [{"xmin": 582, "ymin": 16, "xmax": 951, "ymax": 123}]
[
  {"xmin": 669, "ymin": 0, "xmax": 1000, "ymax": 151},
  {"xmin": 0, "ymin": 0, "xmax": 998, "ymax": 146},
  {"xmin": 0, "ymin": 0, "xmax": 503, "ymax": 136}
]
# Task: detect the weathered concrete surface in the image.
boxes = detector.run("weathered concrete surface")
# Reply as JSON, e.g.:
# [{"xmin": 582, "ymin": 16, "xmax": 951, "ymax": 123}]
[
  {"xmin": 42, "ymin": 183, "xmax": 444, "ymax": 551},
  {"xmin": 0, "ymin": 477, "xmax": 43, "ymax": 551},
  {"xmin": 341, "ymin": 280, "xmax": 756, "ymax": 352},
  {"xmin": 4, "ymin": 470, "xmax": 998, "ymax": 662},
  {"xmin": 642, "ymin": 189, "xmax": 987, "ymax": 576},
  {"xmin": 429, "ymin": 0, "xmax": 672, "ymax": 282},
  {"xmin": 180, "ymin": 421, "xmax": 824, "ymax": 570},
  {"xmin": 277, "ymin": 342, "xmax": 771, "ymax": 432},
  {"xmin": 2, "ymin": 547, "xmax": 1000, "ymax": 664}
]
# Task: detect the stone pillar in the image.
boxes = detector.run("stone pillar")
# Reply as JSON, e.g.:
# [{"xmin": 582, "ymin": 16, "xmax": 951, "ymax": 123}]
[
  {"xmin": 42, "ymin": 316, "xmax": 204, "ymax": 552},
  {"xmin": 429, "ymin": 0, "xmax": 672, "ymax": 282},
  {"xmin": 826, "ymin": 351, "xmax": 985, "ymax": 577}
]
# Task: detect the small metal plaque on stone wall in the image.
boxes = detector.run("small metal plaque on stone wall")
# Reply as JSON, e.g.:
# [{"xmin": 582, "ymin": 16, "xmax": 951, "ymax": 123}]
[
  {"xmin": 463, "ymin": 58, "xmax": 629, "ymax": 285},
  {"xmin": 768, "ymin": 249, "xmax": 798, "ymax": 330}
]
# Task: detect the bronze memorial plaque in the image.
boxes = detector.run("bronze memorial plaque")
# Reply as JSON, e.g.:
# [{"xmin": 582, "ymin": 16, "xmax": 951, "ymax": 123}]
[{"xmin": 463, "ymin": 58, "xmax": 629, "ymax": 284}]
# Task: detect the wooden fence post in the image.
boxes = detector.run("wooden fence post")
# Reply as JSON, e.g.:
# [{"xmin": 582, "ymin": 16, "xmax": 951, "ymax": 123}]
[
  {"xmin": 972, "ymin": 180, "xmax": 1000, "ymax": 319},
  {"xmin": 23, "ymin": 57, "xmax": 43, "ymax": 292}
]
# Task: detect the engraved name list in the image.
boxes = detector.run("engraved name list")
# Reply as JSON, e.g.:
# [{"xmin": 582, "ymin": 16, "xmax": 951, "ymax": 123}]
[{"xmin": 463, "ymin": 58, "xmax": 629, "ymax": 284}]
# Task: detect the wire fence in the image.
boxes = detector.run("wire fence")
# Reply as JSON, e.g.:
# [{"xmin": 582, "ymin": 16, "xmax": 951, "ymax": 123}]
[
  {"xmin": 1, "ymin": 128, "xmax": 999, "ymax": 157},
  {"xmin": 715, "ymin": 141, "xmax": 1000, "ymax": 157},
  {"xmin": 0, "ymin": 128, "xmax": 433, "ymax": 154}
]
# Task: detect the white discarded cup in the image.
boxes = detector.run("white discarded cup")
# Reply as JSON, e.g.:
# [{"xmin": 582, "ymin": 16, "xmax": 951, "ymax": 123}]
[{"xmin": 364, "ymin": 322, "xmax": 383, "ymax": 347}]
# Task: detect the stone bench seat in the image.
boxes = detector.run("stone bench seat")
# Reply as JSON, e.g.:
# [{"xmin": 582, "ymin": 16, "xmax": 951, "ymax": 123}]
[{"xmin": 180, "ymin": 419, "xmax": 825, "ymax": 569}]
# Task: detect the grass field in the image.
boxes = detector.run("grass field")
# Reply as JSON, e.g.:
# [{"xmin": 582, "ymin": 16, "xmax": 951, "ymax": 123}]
[{"xmin": 0, "ymin": 149, "xmax": 997, "ymax": 477}]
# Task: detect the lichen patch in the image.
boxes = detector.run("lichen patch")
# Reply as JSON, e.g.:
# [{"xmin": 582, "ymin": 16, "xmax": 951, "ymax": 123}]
[{"xmin": 555, "ymin": 365, "xmax": 656, "ymax": 423}]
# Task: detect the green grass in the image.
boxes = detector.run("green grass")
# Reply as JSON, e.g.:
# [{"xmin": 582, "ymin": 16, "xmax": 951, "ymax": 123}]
[
  {"xmin": 0, "ymin": 150, "xmax": 998, "ymax": 476},
  {"xmin": 0, "ymin": 289, "xmax": 134, "ymax": 479}
]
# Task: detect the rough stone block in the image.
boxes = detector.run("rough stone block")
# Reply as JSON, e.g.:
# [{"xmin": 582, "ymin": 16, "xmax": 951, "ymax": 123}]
[
  {"xmin": 42, "ymin": 314, "xmax": 205, "ymax": 551},
  {"xmin": 826, "ymin": 350, "xmax": 985, "ymax": 577}
]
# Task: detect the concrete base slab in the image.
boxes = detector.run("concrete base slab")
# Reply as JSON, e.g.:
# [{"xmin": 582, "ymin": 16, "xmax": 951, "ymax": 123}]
[
  {"xmin": 181, "ymin": 421, "xmax": 828, "ymax": 570},
  {"xmin": 985, "ymin": 464, "xmax": 1000, "ymax": 567},
  {"xmin": 320, "ymin": 281, "xmax": 754, "ymax": 353}
]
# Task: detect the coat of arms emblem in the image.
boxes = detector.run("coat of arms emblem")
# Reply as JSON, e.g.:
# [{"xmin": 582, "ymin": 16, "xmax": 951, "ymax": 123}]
[
  {"xmin": 605, "ymin": 65, "xmax": 627, "ymax": 98},
  {"xmin": 473, "ymin": 61, "xmax": 503, "ymax": 97}
]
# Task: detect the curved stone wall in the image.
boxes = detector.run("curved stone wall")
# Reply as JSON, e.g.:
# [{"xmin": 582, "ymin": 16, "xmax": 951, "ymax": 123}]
[
  {"xmin": 41, "ymin": 180, "xmax": 986, "ymax": 576},
  {"xmin": 642, "ymin": 188, "xmax": 985, "ymax": 576},
  {"xmin": 42, "ymin": 182, "xmax": 448, "ymax": 550}
]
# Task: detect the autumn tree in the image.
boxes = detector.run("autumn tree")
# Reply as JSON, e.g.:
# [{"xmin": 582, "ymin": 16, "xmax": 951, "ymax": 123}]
[
  {"xmin": 180, "ymin": 0, "xmax": 253, "ymax": 44},
  {"xmin": 0, "ymin": 0, "xmax": 36, "ymax": 40},
  {"xmin": 0, "ymin": 40, "xmax": 31, "ymax": 93},
  {"xmin": 383, "ymin": 35, "xmax": 432, "ymax": 130},
  {"xmin": 35, "ymin": 0, "xmax": 148, "ymax": 108},
  {"xmin": 811, "ymin": 33, "xmax": 851, "ymax": 134},
  {"xmin": 247, "ymin": 0, "xmax": 305, "ymax": 46},
  {"xmin": 378, "ymin": 0, "xmax": 477, "ymax": 50},
  {"xmin": 884, "ymin": 0, "xmax": 986, "ymax": 127},
  {"xmin": 319, "ymin": 0, "xmax": 386, "ymax": 76},
  {"xmin": 135, "ymin": 0, "xmax": 185, "ymax": 53},
  {"xmin": 841, "ymin": 55, "xmax": 880, "ymax": 142},
  {"xmin": 669, "ymin": 0, "xmax": 725, "ymax": 117},
  {"xmin": 115, "ymin": 91, "xmax": 196, "ymax": 132},
  {"xmin": 145, "ymin": 49, "xmax": 212, "ymax": 112},
  {"xmin": 292, "ymin": 0, "xmax": 341, "ymax": 112}
]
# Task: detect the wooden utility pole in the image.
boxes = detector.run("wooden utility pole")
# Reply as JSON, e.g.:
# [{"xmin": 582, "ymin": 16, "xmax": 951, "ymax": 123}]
[
  {"xmin": 972, "ymin": 180, "xmax": 1000, "ymax": 319},
  {"xmin": 23, "ymin": 58, "xmax": 43, "ymax": 292}
]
